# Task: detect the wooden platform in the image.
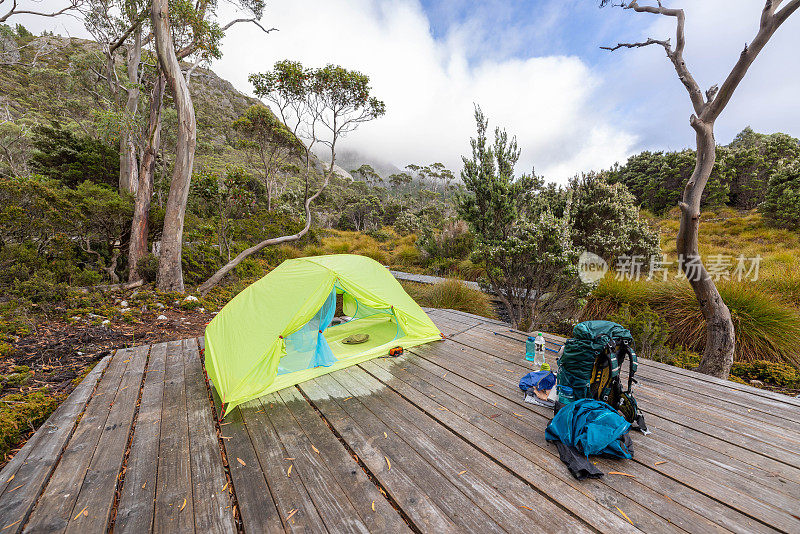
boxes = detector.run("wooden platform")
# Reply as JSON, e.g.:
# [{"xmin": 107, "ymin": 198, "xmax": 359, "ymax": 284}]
[{"xmin": 1, "ymin": 309, "xmax": 799, "ymax": 533}]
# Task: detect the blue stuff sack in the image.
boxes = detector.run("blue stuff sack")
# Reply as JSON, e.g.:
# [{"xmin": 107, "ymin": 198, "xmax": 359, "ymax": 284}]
[{"xmin": 519, "ymin": 370, "xmax": 556, "ymax": 393}]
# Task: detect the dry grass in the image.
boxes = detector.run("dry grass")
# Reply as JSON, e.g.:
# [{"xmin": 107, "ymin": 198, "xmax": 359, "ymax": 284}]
[
  {"xmin": 584, "ymin": 277, "xmax": 800, "ymax": 367},
  {"xmin": 401, "ymin": 279, "xmax": 497, "ymax": 319}
]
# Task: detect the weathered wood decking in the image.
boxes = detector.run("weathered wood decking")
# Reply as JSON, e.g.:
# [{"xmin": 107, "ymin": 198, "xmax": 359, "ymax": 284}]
[{"xmin": 1, "ymin": 309, "xmax": 799, "ymax": 533}]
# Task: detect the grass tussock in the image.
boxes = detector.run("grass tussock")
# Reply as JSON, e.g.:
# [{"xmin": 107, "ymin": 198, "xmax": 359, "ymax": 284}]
[
  {"xmin": 402, "ymin": 279, "xmax": 496, "ymax": 319},
  {"xmin": 584, "ymin": 277, "xmax": 800, "ymax": 367}
]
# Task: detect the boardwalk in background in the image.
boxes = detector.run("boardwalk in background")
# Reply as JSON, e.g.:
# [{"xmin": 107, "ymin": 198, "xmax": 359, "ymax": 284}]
[{"xmin": 1, "ymin": 309, "xmax": 799, "ymax": 533}]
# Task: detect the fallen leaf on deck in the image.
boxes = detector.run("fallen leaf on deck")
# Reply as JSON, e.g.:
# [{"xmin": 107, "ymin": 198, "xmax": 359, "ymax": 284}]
[
  {"xmin": 615, "ymin": 506, "xmax": 633, "ymax": 525},
  {"xmin": 1, "ymin": 520, "xmax": 21, "ymax": 531},
  {"xmin": 383, "ymin": 432, "xmax": 387, "ymax": 438},
  {"xmin": 385, "ymin": 456, "xmax": 391, "ymax": 470},
  {"xmin": 284, "ymin": 457, "xmax": 295, "ymax": 460},
  {"xmin": 142, "ymin": 482, "xmax": 146, "ymax": 489},
  {"xmin": 458, "ymin": 470, "xmax": 466, "ymax": 475},
  {"xmin": 654, "ymin": 461, "xmax": 668, "ymax": 466},
  {"xmin": 222, "ymin": 482, "xmax": 229, "ymax": 491},
  {"xmin": 442, "ymin": 373, "xmax": 447, "ymax": 378},
  {"xmin": 286, "ymin": 508, "xmax": 298, "ymax": 520},
  {"xmin": 73, "ymin": 506, "xmax": 88, "ymax": 520},
  {"xmin": 519, "ymin": 505, "xmax": 532, "ymax": 511},
  {"xmin": 287, "ymin": 464, "xmax": 293, "ymax": 477},
  {"xmin": 486, "ymin": 384, "xmax": 494, "ymax": 387},
  {"xmin": 237, "ymin": 457, "xmax": 246, "ymax": 466},
  {"xmin": 311, "ymin": 444, "xmax": 320, "ymax": 454},
  {"xmin": 8, "ymin": 484, "xmax": 22, "ymax": 492},
  {"xmin": 5, "ymin": 475, "xmax": 13, "ymax": 484},
  {"xmin": 512, "ymin": 412, "xmax": 523, "ymax": 417},
  {"xmin": 180, "ymin": 498, "xmax": 186, "ymax": 511},
  {"xmin": 608, "ymin": 471, "xmax": 635, "ymax": 478},
  {"xmin": 343, "ymin": 396, "xmax": 353, "ymax": 401},
  {"xmin": 371, "ymin": 501, "xmax": 375, "ymax": 511}
]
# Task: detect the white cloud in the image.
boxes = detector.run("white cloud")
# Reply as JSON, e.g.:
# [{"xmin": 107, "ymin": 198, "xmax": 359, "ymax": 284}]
[
  {"xmin": 214, "ymin": 0, "xmax": 636, "ymax": 182},
  {"xmin": 599, "ymin": 0, "xmax": 800, "ymax": 151},
  {"xmin": 20, "ymin": 1, "xmax": 798, "ymax": 182}
]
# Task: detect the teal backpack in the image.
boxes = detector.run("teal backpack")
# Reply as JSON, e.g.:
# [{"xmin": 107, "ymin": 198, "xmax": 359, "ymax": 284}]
[{"xmin": 557, "ymin": 320, "xmax": 648, "ymax": 432}]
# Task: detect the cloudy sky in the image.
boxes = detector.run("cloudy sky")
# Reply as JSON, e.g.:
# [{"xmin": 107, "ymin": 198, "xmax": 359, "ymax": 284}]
[{"xmin": 18, "ymin": 0, "xmax": 800, "ymax": 182}]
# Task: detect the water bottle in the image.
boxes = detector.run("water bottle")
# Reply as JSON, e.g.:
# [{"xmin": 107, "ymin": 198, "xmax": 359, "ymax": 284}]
[
  {"xmin": 557, "ymin": 385, "xmax": 575, "ymax": 405},
  {"xmin": 525, "ymin": 336, "xmax": 536, "ymax": 362},
  {"xmin": 534, "ymin": 332, "xmax": 546, "ymax": 368}
]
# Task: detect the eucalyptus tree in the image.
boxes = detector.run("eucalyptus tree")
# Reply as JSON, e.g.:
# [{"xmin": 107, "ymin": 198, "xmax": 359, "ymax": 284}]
[
  {"xmin": 600, "ymin": 0, "xmax": 800, "ymax": 378},
  {"xmin": 351, "ymin": 163, "xmax": 381, "ymax": 186},
  {"xmin": 148, "ymin": 0, "xmax": 272, "ymax": 291},
  {"xmin": 233, "ymin": 104, "xmax": 297, "ymax": 211},
  {"xmin": 198, "ymin": 61, "xmax": 385, "ymax": 294}
]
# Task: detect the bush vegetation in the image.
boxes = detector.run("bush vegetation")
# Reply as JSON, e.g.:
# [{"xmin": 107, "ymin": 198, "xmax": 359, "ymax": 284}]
[{"xmin": 401, "ymin": 280, "xmax": 496, "ymax": 320}]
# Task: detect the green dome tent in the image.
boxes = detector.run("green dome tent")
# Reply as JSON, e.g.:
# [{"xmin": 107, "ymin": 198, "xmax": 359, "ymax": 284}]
[{"xmin": 204, "ymin": 254, "xmax": 442, "ymax": 416}]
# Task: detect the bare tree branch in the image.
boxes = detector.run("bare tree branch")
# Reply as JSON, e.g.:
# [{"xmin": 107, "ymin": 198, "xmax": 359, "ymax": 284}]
[
  {"xmin": 0, "ymin": 0, "xmax": 83, "ymax": 24},
  {"xmin": 600, "ymin": 37, "xmax": 671, "ymax": 53},
  {"xmin": 176, "ymin": 18, "xmax": 276, "ymax": 60},
  {"xmin": 704, "ymin": 0, "xmax": 800, "ymax": 120},
  {"xmin": 602, "ymin": 0, "xmax": 705, "ymax": 114},
  {"xmin": 108, "ymin": 8, "xmax": 149, "ymax": 54},
  {"xmin": 220, "ymin": 17, "xmax": 277, "ymax": 33}
]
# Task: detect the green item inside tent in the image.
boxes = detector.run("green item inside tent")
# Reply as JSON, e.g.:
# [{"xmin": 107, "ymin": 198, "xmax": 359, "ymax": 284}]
[{"xmin": 204, "ymin": 254, "xmax": 443, "ymax": 416}]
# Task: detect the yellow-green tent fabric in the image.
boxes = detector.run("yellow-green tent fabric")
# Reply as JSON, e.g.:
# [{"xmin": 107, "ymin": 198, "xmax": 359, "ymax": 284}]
[{"xmin": 204, "ymin": 254, "xmax": 442, "ymax": 415}]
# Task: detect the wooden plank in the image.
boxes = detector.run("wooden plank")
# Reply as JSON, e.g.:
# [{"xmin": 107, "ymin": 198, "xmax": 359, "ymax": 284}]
[
  {"xmin": 473, "ymin": 321, "xmax": 800, "ymax": 421},
  {"xmin": 115, "ymin": 342, "xmax": 167, "ymax": 534},
  {"xmin": 153, "ymin": 340, "xmax": 193, "ymax": 533},
  {"xmin": 441, "ymin": 309, "xmax": 800, "ymax": 410},
  {"xmin": 240, "ymin": 398, "xmax": 329, "ymax": 533},
  {"xmin": 0, "ymin": 355, "xmax": 110, "ymax": 533},
  {"xmin": 448, "ymin": 325, "xmax": 800, "ymax": 464},
  {"xmin": 213, "ymin": 394, "xmax": 283, "ymax": 533},
  {"xmin": 406, "ymin": 341, "xmax": 797, "ymax": 532},
  {"xmin": 277, "ymin": 387, "xmax": 411, "ymax": 534},
  {"xmin": 183, "ymin": 338, "xmax": 236, "ymax": 534},
  {"xmin": 359, "ymin": 357, "xmax": 667, "ymax": 533},
  {"xmin": 333, "ymin": 367, "xmax": 599, "ymax": 534},
  {"xmin": 370, "ymin": 350, "xmax": 775, "ymax": 534},
  {"xmin": 22, "ymin": 348, "xmax": 133, "ymax": 534},
  {"xmin": 298, "ymin": 377, "xmax": 460, "ymax": 533},
  {"xmin": 263, "ymin": 391, "xmax": 370, "ymax": 534},
  {"xmin": 64, "ymin": 344, "xmax": 150, "ymax": 534},
  {"xmin": 308, "ymin": 373, "xmax": 509, "ymax": 533}
]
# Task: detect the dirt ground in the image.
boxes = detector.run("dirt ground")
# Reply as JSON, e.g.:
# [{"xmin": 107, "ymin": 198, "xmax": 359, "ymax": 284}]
[{"xmin": 0, "ymin": 306, "xmax": 215, "ymax": 466}]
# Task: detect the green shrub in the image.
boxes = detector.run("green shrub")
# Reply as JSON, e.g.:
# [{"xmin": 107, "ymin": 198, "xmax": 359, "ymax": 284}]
[
  {"xmin": 418, "ymin": 220, "xmax": 473, "ymax": 268},
  {"xmin": 3, "ymin": 365, "xmax": 32, "ymax": 387},
  {"xmin": 366, "ymin": 227, "xmax": 396, "ymax": 243},
  {"xmin": 29, "ymin": 123, "xmax": 119, "ymax": 188},
  {"xmin": 608, "ymin": 303, "xmax": 671, "ymax": 360},
  {"xmin": 0, "ymin": 342, "xmax": 14, "ymax": 358},
  {"xmin": 393, "ymin": 212, "xmax": 419, "ymax": 235},
  {"xmin": 730, "ymin": 360, "xmax": 800, "ymax": 388},
  {"xmin": 181, "ymin": 242, "xmax": 220, "ymax": 287},
  {"xmin": 136, "ymin": 253, "xmax": 160, "ymax": 283},
  {"xmin": 234, "ymin": 257, "xmax": 265, "ymax": 280},
  {"xmin": 71, "ymin": 269, "xmax": 102, "ymax": 287},
  {"xmin": 761, "ymin": 161, "xmax": 800, "ymax": 230},
  {"xmin": 0, "ymin": 389, "xmax": 62, "ymax": 460}
]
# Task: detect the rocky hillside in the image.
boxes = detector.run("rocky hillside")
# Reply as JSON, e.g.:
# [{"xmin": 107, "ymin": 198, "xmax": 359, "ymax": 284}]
[{"xmin": 0, "ymin": 28, "xmax": 323, "ymax": 179}]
